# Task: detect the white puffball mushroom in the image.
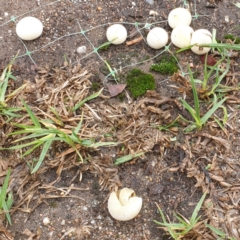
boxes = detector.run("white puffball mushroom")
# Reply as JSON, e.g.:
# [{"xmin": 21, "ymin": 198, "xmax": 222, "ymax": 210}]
[
  {"xmin": 171, "ymin": 25, "xmax": 194, "ymax": 48},
  {"xmin": 168, "ymin": 8, "xmax": 192, "ymax": 29},
  {"xmin": 106, "ymin": 24, "xmax": 127, "ymax": 45},
  {"xmin": 16, "ymin": 16, "xmax": 43, "ymax": 41},
  {"xmin": 108, "ymin": 188, "xmax": 142, "ymax": 221},
  {"xmin": 147, "ymin": 27, "xmax": 168, "ymax": 49},
  {"xmin": 190, "ymin": 29, "xmax": 212, "ymax": 55}
]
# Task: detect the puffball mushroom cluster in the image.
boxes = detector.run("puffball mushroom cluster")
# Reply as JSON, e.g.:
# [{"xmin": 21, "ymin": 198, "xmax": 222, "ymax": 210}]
[
  {"xmin": 106, "ymin": 7, "xmax": 212, "ymax": 55},
  {"xmin": 108, "ymin": 188, "xmax": 142, "ymax": 221},
  {"xmin": 169, "ymin": 8, "xmax": 212, "ymax": 55}
]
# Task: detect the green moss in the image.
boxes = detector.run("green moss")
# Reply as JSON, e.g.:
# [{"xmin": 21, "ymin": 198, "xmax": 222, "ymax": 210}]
[
  {"xmin": 91, "ymin": 82, "xmax": 101, "ymax": 91},
  {"xmin": 224, "ymin": 34, "xmax": 240, "ymax": 44},
  {"xmin": 126, "ymin": 69, "xmax": 156, "ymax": 99},
  {"xmin": 150, "ymin": 55, "xmax": 179, "ymax": 75}
]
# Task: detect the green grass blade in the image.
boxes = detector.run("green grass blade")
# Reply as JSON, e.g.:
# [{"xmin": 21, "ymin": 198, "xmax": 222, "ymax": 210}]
[
  {"xmin": 22, "ymin": 142, "xmax": 43, "ymax": 157},
  {"xmin": 156, "ymin": 205, "xmax": 168, "ymax": 223},
  {"xmin": 154, "ymin": 206, "xmax": 179, "ymax": 239},
  {"xmin": 155, "ymin": 221, "xmax": 186, "ymax": 229},
  {"xmin": 73, "ymin": 113, "xmax": 83, "ymax": 135},
  {"xmin": 72, "ymin": 88, "xmax": 103, "ymax": 111},
  {"xmin": 200, "ymin": 43, "xmax": 240, "ymax": 51},
  {"xmin": 90, "ymin": 141, "xmax": 117, "ymax": 148},
  {"xmin": 31, "ymin": 140, "xmax": 53, "ymax": 174},
  {"xmin": 188, "ymin": 65, "xmax": 200, "ymax": 119},
  {"xmin": 200, "ymin": 97, "xmax": 227, "ymax": 125},
  {"xmin": 212, "ymin": 58, "xmax": 230, "ymax": 93},
  {"xmin": 0, "ymin": 170, "xmax": 11, "ymax": 208},
  {"xmin": 174, "ymin": 213, "xmax": 188, "ymax": 226},
  {"xmin": 0, "ymin": 72, "xmax": 9, "ymax": 103},
  {"xmin": 114, "ymin": 152, "xmax": 144, "ymax": 165},
  {"xmin": 49, "ymin": 106, "xmax": 64, "ymax": 126},
  {"xmin": 9, "ymin": 128, "xmax": 41, "ymax": 136},
  {"xmin": 180, "ymin": 98, "xmax": 199, "ymax": 125},
  {"xmin": 2, "ymin": 200, "xmax": 12, "ymax": 225},
  {"xmin": 1, "ymin": 109, "xmax": 22, "ymax": 118},
  {"xmin": 190, "ymin": 192, "xmax": 207, "ymax": 223},
  {"xmin": 11, "ymin": 132, "xmax": 49, "ymax": 141},
  {"xmin": 21, "ymin": 100, "xmax": 41, "ymax": 128},
  {"xmin": 205, "ymin": 223, "xmax": 226, "ymax": 237},
  {"xmin": 6, "ymin": 84, "xmax": 26, "ymax": 102},
  {"xmin": 3, "ymin": 139, "xmax": 41, "ymax": 149}
]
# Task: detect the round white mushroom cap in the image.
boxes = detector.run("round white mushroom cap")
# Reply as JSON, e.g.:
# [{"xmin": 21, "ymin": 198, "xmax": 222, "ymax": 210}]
[
  {"xmin": 147, "ymin": 27, "xmax": 168, "ymax": 49},
  {"xmin": 190, "ymin": 29, "xmax": 212, "ymax": 55},
  {"xmin": 106, "ymin": 24, "xmax": 127, "ymax": 45},
  {"xmin": 171, "ymin": 25, "xmax": 194, "ymax": 48},
  {"xmin": 168, "ymin": 8, "xmax": 192, "ymax": 29},
  {"xmin": 16, "ymin": 16, "xmax": 43, "ymax": 41},
  {"xmin": 108, "ymin": 188, "xmax": 142, "ymax": 221}
]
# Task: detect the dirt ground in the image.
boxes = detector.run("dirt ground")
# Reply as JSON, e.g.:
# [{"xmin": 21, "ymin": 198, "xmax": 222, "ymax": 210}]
[{"xmin": 0, "ymin": 0, "xmax": 240, "ymax": 239}]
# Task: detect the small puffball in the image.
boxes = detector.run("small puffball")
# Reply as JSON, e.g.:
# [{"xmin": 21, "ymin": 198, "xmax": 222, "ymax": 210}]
[
  {"xmin": 147, "ymin": 27, "xmax": 168, "ymax": 49},
  {"xmin": 16, "ymin": 16, "xmax": 43, "ymax": 41},
  {"xmin": 171, "ymin": 25, "xmax": 194, "ymax": 48},
  {"xmin": 106, "ymin": 24, "xmax": 127, "ymax": 45},
  {"xmin": 77, "ymin": 46, "xmax": 87, "ymax": 54},
  {"xmin": 43, "ymin": 217, "xmax": 50, "ymax": 225},
  {"xmin": 168, "ymin": 8, "xmax": 192, "ymax": 29},
  {"xmin": 108, "ymin": 188, "xmax": 142, "ymax": 221},
  {"xmin": 191, "ymin": 29, "xmax": 212, "ymax": 55}
]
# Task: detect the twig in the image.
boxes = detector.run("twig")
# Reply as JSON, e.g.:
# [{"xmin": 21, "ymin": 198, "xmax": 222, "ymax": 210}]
[{"xmin": 126, "ymin": 36, "xmax": 143, "ymax": 46}]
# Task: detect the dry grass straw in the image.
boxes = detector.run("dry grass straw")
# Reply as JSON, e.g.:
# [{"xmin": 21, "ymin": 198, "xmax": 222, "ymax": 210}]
[{"xmin": 0, "ymin": 62, "xmax": 176, "ymax": 224}]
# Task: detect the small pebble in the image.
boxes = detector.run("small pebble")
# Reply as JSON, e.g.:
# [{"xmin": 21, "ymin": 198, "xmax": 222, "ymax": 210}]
[
  {"xmin": 82, "ymin": 206, "xmax": 88, "ymax": 211},
  {"xmin": 4, "ymin": 12, "xmax": 8, "ymax": 17},
  {"xmin": 145, "ymin": 0, "xmax": 154, "ymax": 4},
  {"xmin": 77, "ymin": 46, "xmax": 87, "ymax": 54},
  {"xmin": 61, "ymin": 220, "xmax": 66, "ymax": 225},
  {"xmin": 43, "ymin": 217, "xmax": 50, "ymax": 225}
]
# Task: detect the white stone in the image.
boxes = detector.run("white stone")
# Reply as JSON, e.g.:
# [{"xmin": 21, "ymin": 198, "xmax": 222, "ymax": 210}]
[
  {"xmin": 106, "ymin": 24, "xmax": 127, "ymax": 45},
  {"xmin": 43, "ymin": 217, "xmax": 50, "ymax": 225},
  {"xmin": 171, "ymin": 25, "xmax": 194, "ymax": 48},
  {"xmin": 147, "ymin": 27, "xmax": 168, "ymax": 49},
  {"xmin": 168, "ymin": 8, "xmax": 192, "ymax": 29},
  {"xmin": 16, "ymin": 16, "xmax": 43, "ymax": 40},
  {"xmin": 191, "ymin": 29, "xmax": 212, "ymax": 55},
  {"xmin": 77, "ymin": 46, "xmax": 87, "ymax": 54}
]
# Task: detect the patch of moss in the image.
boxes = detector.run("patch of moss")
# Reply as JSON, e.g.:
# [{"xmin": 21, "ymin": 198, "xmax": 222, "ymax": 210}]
[
  {"xmin": 126, "ymin": 69, "xmax": 156, "ymax": 99},
  {"xmin": 150, "ymin": 55, "xmax": 179, "ymax": 75},
  {"xmin": 224, "ymin": 34, "xmax": 240, "ymax": 44},
  {"xmin": 91, "ymin": 82, "xmax": 101, "ymax": 91}
]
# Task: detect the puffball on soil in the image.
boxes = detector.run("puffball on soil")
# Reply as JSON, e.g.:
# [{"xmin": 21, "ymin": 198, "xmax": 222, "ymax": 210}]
[
  {"xmin": 171, "ymin": 25, "xmax": 194, "ymax": 48},
  {"xmin": 147, "ymin": 27, "xmax": 168, "ymax": 49},
  {"xmin": 106, "ymin": 24, "xmax": 127, "ymax": 45},
  {"xmin": 168, "ymin": 8, "xmax": 192, "ymax": 29},
  {"xmin": 191, "ymin": 29, "xmax": 212, "ymax": 55},
  {"xmin": 108, "ymin": 188, "xmax": 142, "ymax": 221},
  {"xmin": 16, "ymin": 16, "xmax": 43, "ymax": 40}
]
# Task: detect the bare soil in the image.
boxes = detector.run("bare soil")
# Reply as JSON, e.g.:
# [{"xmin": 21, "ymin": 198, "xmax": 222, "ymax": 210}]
[{"xmin": 0, "ymin": 0, "xmax": 240, "ymax": 240}]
